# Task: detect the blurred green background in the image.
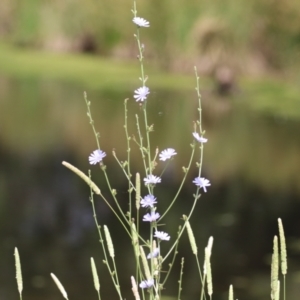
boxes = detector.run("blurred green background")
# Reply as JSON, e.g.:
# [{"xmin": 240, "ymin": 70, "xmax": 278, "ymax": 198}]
[
  {"xmin": 1, "ymin": 1, "xmax": 300, "ymax": 300},
  {"xmin": 1, "ymin": 0, "xmax": 300, "ymax": 73}
]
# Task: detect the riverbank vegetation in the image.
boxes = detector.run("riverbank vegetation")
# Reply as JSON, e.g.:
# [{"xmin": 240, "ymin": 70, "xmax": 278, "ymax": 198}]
[{"xmin": 1, "ymin": 0, "xmax": 300, "ymax": 75}]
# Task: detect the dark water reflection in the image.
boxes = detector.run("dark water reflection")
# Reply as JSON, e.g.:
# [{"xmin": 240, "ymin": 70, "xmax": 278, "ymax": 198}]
[{"xmin": 1, "ymin": 76, "xmax": 300, "ymax": 300}]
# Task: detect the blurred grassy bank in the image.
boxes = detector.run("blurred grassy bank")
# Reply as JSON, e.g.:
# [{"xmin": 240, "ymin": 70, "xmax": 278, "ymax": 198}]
[
  {"xmin": 0, "ymin": 43, "xmax": 196, "ymax": 91},
  {"xmin": 1, "ymin": 0, "xmax": 300, "ymax": 73},
  {"xmin": 1, "ymin": 42, "xmax": 299, "ymax": 122}
]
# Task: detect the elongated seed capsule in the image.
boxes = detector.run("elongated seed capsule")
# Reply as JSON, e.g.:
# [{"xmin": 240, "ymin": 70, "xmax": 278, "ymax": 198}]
[
  {"xmin": 131, "ymin": 276, "xmax": 141, "ymax": 300},
  {"xmin": 205, "ymin": 247, "xmax": 213, "ymax": 296},
  {"xmin": 185, "ymin": 219, "xmax": 197, "ymax": 255},
  {"xmin": 104, "ymin": 225, "xmax": 115, "ymax": 258},
  {"xmin": 131, "ymin": 223, "xmax": 140, "ymax": 257},
  {"xmin": 140, "ymin": 246, "xmax": 151, "ymax": 280},
  {"xmin": 229, "ymin": 285, "xmax": 234, "ymax": 300},
  {"xmin": 278, "ymin": 218, "xmax": 287, "ymax": 275},
  {"xmin": 62, "ymin": 161, "xmax": 101, "ymax": 195},
  {"xmin": 51, "ymin": 273, "xmax": 68, "ymax": 300},
  {"xmin": 152, "ymin": 240, "xmax": 158, "ymax": 269},
  {"xmin": 275, "ymin": 280, "xmax": 280, "ymax": 300},
  {"xmin": 135, "ymin": 173, "xmax": 141, "ymax": 210},
  {"xmin": 14, "ymin": 248, "xmax": 23, "ymax": 295},
  {"xmin": 207, "ymin": 236, "xmax": 214, "ymax": 257},
  {"xmin": 91, "ymin": 257, "xmax": 100, "ymax": 292},
  {"xmin": 271, "ymin": 236, "xmax": 279, "ymax": 300}
]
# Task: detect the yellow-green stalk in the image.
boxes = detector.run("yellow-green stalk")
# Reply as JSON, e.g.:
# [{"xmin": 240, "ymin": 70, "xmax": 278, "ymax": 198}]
[
  {"xmin": 131, "ymin": 276, "xmax": 141, "ymax": 300},
  {"xmin": 135, "ymin": 173, "xmax": 141, "ymax": 210},
  {"xmin": 152, "ymin": 240, "xmax": 158, "ymax": 271},
  {"xmin": 140, "ymin": 246, "xmax": 151, "ymax": 280},
  {"xmin": 185, "ymin": 217, "xmax": 197, "ymax": 255},
  {"xmin": 207, "ymin": 236, "xmax": 214, "ymax": 256},
  {"xmin": 275, "ymin": 280, "xmax": 280, "ymax": 300},
  {"xmin": 271, "ymin": 236, "xmax": 279, "ymax": 300},
  {"xmin": 91, "ymin": 257, "xmax": 100, "ymax": 292},
  {"xmin": 278, "ymin": 218, "xmax": 287, "ymax": 275},
  {"xmin": 228, "ymin": 285, "xmax": 234, "ymax": 300},
  {"xmin": 205, "ymin": 246, "xmax": 213, "ymax": 297},
  {"xmin": 104, "ymin": 225, "xmax": 115, "ymax": 258},
  {"xmin": 51, "ymin": 273, "xmax": 68, "ymax": 300},
  {"xmin": 14, "ymin": 247, "xmax": 23, "ymax": 297},
  {"xmin": 131, "ymin": 223, "xmax": 140, "ymax": 258},
  {"xmin": 62, "ymin": 161, "xmax": 101, "ymax": 195}
]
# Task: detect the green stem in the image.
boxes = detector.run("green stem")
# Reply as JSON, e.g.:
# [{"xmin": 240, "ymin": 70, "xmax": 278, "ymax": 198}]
[
  {"xmin": 161, "ymin": 228, "xmax": 180, "ymax": 286},
  {"xmin": 194, "ymin": 67, "xmax": 205, "ymax": 178},
  {"xmin": 163, "ymin": 196, "xmax": 200, "ymax": 262},
  {"xmin": 124, "ymin": 99, "xmax": 133, "ymax": 220},
  {"xmin": 160, "ymin": 146, "xmax": 195, "ymax": 220}
]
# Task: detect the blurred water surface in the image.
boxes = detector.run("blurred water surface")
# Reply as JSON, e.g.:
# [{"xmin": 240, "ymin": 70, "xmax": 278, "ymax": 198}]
[{"xmin": 1, "ymin": 72, "xmax": 300, "ymax": 300}]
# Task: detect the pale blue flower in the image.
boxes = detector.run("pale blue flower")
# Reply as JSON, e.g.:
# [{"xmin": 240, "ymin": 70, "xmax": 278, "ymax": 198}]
[
  {"xmin": 193, "ymin": 177, "xmax": 211, "ymax": 192},
  {"xmin": 89, "ymin": 149, "xmax": 106, "ymax": 165},
  {"xmin": 193, "ymin": 132, "xmax": 208, "ymax": 143},
  {"xmin": 133, "ymin": 17, "xmax": 150, "ymax": 28},
  {"xmin": 139, "ymin": 279, "xmax": 154, "ymax": 289},
  {"xmin": 154, "ymin": 231, "xmax": 170, "ymax": 241},
  {"xmin": 147, "ymin": 248, "xmax": 159, "ymax": 259},
  {"xmin": 159, "ymin": 148, "xmax": 177, "ymax": 161},
  {"xmin": 141, "ymin": 194, "xmax": 157, "ymax": 208},
  {"xmin": 144, "ymin": 174, "xmax": 161, "ymax": 185},
  {"xmin": 143, "ymin": 212, "xmax": 160, "ymax": 222},
  {"xmin": 134, "ymin": 86, "xmax": 150, "ymax": 102}
]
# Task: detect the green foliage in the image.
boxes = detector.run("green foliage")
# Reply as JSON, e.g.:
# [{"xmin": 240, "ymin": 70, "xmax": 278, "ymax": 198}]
[
  {"xmin": 1, "ymin": 0, "xmax": 299, "ymax": 70},
  {"xmin": 0, "ymin": 42, "xmax": 195, "ymax": 90}
]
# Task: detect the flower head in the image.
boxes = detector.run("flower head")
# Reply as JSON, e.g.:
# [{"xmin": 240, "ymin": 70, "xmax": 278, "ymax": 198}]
[
  {"xmin": 159, "ymin": 148, "xmax": 177, "ymax": 161},
  {"xmin": 133, "ymin": 17, "xmax": 150, "ymax": 28},
  {"xmin": 193, "ymin": 132, "xmax": 208, "ymax": 143},
  {"xmin": 140, "ymin": 194, "xmax": 157, "ymax": 208},
  {"xmin": 134, "ymin": 86, "xmax": 150, "ymax": 102},
  {"xmin": 193, "ymin": 177, "xmax": 211, "ymax": 193},
  {"xmin": 143, "ymin": 212, "xmax": 160, "ymax": 222},
  {"xmin": 154, "ymin": 231, "xmax": 170, "ymax": 241},
  {"xmin": 144, "ymin": 175, "xmax": 161, "ymax": 185},
  {"xmin": 89, "ymin": 149, "xmax": 106, "ymax": 165},
  {"xmin": 139, "ymin": 279, "xmax": 154, "ymax": 289},
  {"xmin": 147, "ymin": 248, "xmax": 160, "ymax": 259}
]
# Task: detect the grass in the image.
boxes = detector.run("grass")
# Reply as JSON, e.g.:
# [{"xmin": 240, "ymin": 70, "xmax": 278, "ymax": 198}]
[
  {"xmin": 1, "ymin": 37, "xmax": 300, "ymax": 148},
  {"xmin": 1, "ymin": 42, "xmax": 300, "ymax": 123},
  {"xmin": 241, "ymin": 77, "xmax": 300, "ymax": 120},
  {"xmin": 0, "ymin": 43, "xmax": 196, "ymax": 92}
]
